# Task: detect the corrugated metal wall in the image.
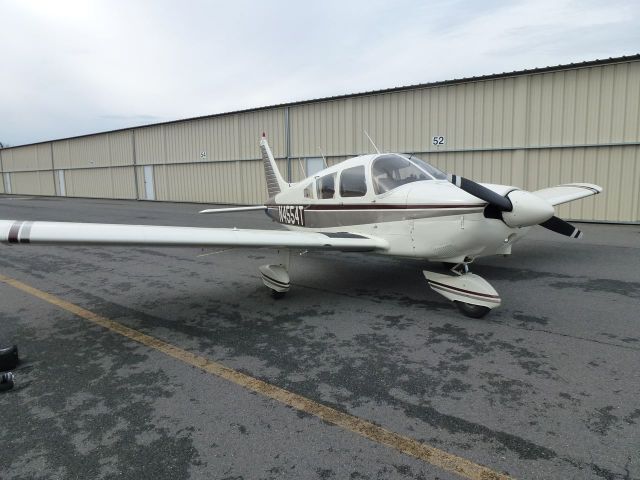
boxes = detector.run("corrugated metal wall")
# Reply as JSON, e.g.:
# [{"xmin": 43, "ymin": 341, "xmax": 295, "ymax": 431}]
[
  {"xmin": 1, "ymin": 58, "xmax": 639, "ymax": 222},
  {"xmin": 64, "ymin": 167, "xmax": 137, "ymax": 199},
  {"xmin": 9, "ymin": 171, "xmax": 56, "ymax": 196}
]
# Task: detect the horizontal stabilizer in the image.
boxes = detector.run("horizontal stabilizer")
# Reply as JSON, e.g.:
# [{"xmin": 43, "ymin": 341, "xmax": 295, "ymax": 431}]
[{"xmin": 199, "ymin": 206, "xmax": 267, "ymax": 214}]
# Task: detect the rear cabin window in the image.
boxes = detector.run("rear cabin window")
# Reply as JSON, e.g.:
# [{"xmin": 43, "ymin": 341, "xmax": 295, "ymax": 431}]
[
  {"xmin": 303, "ymin": 182, "xmax": 314, "ymax": 199},
  {"xmin": 316, "ymin": 173, "xmax": 336, "ymax": 199},
  {"xmin": 339, "ymin": 166, "xmax": 367, "ymax": 197},
  {"xmin": 371, "ymin": 154, "xmax": 430, "ymax": 194}
]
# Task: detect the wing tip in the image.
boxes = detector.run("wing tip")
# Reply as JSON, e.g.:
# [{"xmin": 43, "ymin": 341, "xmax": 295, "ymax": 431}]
[{"xmin": 565, "ymin": 183, "xmax": 603, "ymax": 194}]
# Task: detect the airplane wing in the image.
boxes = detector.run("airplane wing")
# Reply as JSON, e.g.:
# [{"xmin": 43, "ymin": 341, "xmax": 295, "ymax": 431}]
[
  {"xmin": 532, "ymin": 183, "xmax": 602, "ymax": 206},
  {"xmin": 0, "ymin": 220, "xmax": 387, "ymax": 252}
]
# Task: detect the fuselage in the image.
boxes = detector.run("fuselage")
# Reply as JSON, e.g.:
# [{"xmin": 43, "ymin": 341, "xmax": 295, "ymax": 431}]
[{"xmin": 264, "ymin": 153, "xmax": 528, "ymax": 263}]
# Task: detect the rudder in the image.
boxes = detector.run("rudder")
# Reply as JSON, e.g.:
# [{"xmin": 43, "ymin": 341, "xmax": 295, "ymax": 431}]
[{"xmin": 260, "ymin": 134, "xmax": 288, "ymax": 198}]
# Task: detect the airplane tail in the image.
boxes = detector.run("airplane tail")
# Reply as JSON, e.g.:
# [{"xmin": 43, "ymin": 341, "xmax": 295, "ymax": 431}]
[{"xmin": 260, "ymin": 134, "xmax": 288, "ymax": 198}]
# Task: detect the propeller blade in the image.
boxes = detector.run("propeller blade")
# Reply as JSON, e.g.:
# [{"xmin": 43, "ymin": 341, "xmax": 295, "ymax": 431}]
[
  {"xmin": 539, "ymin": 216, "xmax": 583, "ymax": 238},
  {"xmin": 448, "ymin": 174, "xmax": 512, "ymax": 212}
]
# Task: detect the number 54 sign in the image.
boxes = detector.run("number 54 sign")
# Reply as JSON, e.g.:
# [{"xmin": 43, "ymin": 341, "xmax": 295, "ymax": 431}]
[{"xmin": 432, "ymin": 136, "xmax": 445, "ymax": 146}]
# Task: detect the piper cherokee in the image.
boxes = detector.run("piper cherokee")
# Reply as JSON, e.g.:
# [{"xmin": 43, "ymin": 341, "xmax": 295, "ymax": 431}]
[{"xmin": 0, "ymin": 134, "xmax": 602, "ymax": 318}]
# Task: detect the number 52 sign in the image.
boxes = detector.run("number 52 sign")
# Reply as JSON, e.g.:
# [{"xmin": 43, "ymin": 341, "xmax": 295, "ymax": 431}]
[{"xmin": 432, "ymin": 136, "xmax": 445, "ymax": 145}]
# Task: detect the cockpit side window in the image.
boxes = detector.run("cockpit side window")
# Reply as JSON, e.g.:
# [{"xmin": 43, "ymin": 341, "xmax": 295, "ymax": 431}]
[
  {"xmin": 316, "ymin": 173, "xmax": 336, "ymax": 199},
  {"xmin": 339, "ymin": 166, "xmax": 367, "ymax": 198},
  {"xmin": 371, "ymin": 154, "xmax": 430, "ymax": 194}
]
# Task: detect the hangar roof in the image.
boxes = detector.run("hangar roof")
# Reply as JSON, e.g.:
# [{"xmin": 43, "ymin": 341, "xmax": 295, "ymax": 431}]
[{"xmin": 3, "ymin": 54, "xmax": 640, "ymax": 150}]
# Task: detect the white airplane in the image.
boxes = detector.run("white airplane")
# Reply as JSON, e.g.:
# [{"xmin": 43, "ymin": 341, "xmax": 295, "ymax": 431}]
[{"xmin": 1, "ymin": 134, "xmax": 601, "ymax": 318}]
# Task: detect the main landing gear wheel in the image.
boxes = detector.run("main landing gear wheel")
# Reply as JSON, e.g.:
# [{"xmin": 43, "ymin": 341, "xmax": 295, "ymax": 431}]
[
  {"xmin": 270, "ymin": 289, "xmax": 286, "ymax": 299},
  {"xmin": 454, "ymin": 301, "xmax": 491, "ymax": 319}
]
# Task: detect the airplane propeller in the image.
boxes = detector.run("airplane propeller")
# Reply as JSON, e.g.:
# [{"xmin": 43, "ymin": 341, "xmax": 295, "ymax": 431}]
[
  {"xmin": 538, "ymin": 216, "xmax": 583, "ymax": 238},
  {"xmin": 447, "ymin": 174, "xmax": 583, "ymax": 238},
  {"xmin": 448, "ymin": 174, "xmax": 513, "ymax": 212}
]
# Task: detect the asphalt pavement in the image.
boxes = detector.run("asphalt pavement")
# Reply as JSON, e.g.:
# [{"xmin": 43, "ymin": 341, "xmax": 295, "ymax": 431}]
[{"xmin": 0, "ymin": 195, "xmax": 638, "ymax": 480}]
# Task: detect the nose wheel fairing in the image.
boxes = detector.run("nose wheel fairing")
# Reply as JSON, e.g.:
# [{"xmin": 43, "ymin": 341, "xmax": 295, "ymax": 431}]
[
  {"xmin": 423, "ymin": 268, "xmax": 501, "ymax": 318},
  {"xmin": 259, "ymin": 264, "xmax": 290, "ymax": 293},
  {"xmin": 259, "ymin": 249, "xmax": 292, "ymax": 296}
]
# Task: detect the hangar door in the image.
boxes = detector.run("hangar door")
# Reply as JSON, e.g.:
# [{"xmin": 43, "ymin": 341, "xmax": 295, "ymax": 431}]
[
  {"xmin": 3, "ymin": 173, "xmax": 11, "ymax": 194},
  {"xmin": 56, "ymin": 170, "xmax": 66, "ymax": 196},
  {"xmin": 143, "ymin": 165, "xmax": 155, "ymax": 200}
]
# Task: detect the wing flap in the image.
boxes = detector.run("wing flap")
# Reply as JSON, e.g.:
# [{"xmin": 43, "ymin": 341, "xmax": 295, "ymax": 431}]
[
  {"xmin": 532, "ymin": 183, "xmax": 602, "ymax": 206},
  {"xmin": 0, "ymin": 220, "xmax": 387, "ymax": 252}
]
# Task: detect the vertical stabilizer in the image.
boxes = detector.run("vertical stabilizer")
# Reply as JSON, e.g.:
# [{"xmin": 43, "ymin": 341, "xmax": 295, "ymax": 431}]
[{"xmin": 260, "ymin": 134, "xmax": 288, "ymax": 197}]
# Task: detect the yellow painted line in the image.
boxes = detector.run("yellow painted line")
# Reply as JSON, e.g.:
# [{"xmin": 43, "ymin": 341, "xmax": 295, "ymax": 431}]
[
  {"xmin": 196, "ymin": 247, "xmax": 234, "ymax": 257},
  {"xmin": 0, "ymin": 273, "xmax": 512, "ymax": 480}
]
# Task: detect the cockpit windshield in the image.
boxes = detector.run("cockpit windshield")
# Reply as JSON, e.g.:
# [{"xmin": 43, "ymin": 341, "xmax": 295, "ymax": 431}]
[
  {"xmin": 406, "ymin": 155, "xmax": 447, "ymax": 181},
  {"xmin": 371, "ymin": 154, "xmax": 447, "ymax": 194}
]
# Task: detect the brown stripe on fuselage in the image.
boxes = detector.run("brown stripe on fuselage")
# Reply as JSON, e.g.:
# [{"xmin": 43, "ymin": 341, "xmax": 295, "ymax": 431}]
[
  {"xmin": 265, "ymin": 203, "xmax": 485, "ymax": 210},
  {"xmin": 307, "ymin": 203, "xmax": 485, "ymax": 210},
  {"xmin": 7, "ymin": 222, "xmax": 23, "ymax": 244},
  {"xmin": 266, "ymin": 203, "xmax": 484, "ymax": 228}
]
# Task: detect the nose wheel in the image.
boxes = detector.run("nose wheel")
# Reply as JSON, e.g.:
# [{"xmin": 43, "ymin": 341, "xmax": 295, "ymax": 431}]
[
  {"xmin": 423, "ymin": 263, "xmax": 501, "ymax": 318},
  {"xmin": 453, "ymin": 301, "xmax": 491, "ymax": 319}
]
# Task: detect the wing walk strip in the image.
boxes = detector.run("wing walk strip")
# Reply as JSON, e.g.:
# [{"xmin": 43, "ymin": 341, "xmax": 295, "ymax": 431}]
[{"xmin": 0, "ymin": 272, "xmax": 512, "ymax": 480}]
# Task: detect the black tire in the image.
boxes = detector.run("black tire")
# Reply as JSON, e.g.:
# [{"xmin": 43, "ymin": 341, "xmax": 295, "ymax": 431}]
[
  {"xmin": 0, "ymin": 372, "xmax": 14, "ymax": 392},
  {"xmin": 0, "ymin": 345, "xmax": 19, "ymax": 372},
  {"xmin": 454, "ymin": 301, "xmax": 491, "ymax": 319},
  {"xmin": 270, "ymin": 289, "xmax": 286, "ymax": 299}
]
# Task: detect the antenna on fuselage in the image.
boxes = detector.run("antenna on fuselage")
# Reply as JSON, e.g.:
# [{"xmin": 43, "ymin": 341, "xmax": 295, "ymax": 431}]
[
  {"xmin": 363, "ymin": 130, "xmax": 381, "ymax": 154},
  {"xmin": 298, "ymin": 157, "xmax": 306, "ymax": 178},
  {"xmin": 318, "ymin": 147, "xmax": 328, "ymax": 169}
]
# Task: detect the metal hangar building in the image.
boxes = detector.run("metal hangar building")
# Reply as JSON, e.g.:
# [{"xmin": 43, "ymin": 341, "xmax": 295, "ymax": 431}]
[{"xmin": 1, "ymin": 55, "xmax": 639, "ymax": 223}]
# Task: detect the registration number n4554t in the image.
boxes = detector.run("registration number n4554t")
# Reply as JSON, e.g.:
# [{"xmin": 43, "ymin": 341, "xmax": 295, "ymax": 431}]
[{"xmin": 278, "ymin": 205, "xmax": 305, "ymax": 226}]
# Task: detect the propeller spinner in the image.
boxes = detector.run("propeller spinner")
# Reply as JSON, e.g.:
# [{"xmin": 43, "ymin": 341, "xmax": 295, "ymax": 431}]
[{"xmin": 447, "ymin": 174, "xmax": 582, "ymax": 238}]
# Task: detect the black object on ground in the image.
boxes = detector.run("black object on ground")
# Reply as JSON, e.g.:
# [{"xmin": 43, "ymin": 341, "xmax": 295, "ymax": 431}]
[
  {"xmin": 0, "ymin": 345, "xmax": 19, "ymax": 372},
  {"xmin": 0, "ymin": 372, "xmax": 14, "ymax": 391}
]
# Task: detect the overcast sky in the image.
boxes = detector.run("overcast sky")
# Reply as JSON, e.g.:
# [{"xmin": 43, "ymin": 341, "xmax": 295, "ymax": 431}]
[{"xmin": 1, "ymin": 0, "xmax": 639, "ymax": 146}]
